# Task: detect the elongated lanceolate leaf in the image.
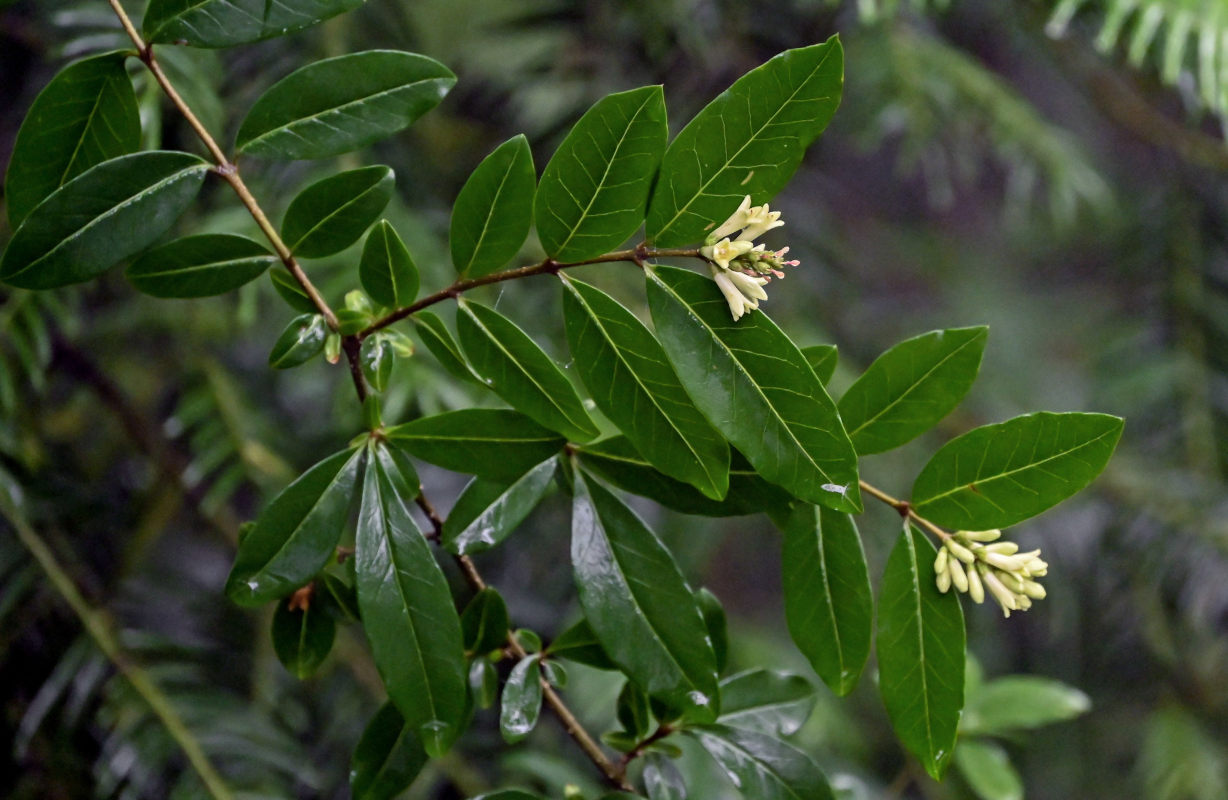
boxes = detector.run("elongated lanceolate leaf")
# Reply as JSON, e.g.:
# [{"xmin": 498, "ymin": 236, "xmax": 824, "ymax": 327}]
[
  {"xmin": 646, "ymin": 38, "xmax": 843, "ymax": 247},
  {"xmin": 126, "ymin": 234, "xmax": 277, "ymax": 297},
  {"xmin": 451, "ymin": 135, "xmax": 536, "ymax": 278},
  {"xmin": 961, "ymin": 677, "xmax": 1090, "ymax": 736},
  {"xmin": 0, "ymin": 152, "xmax": 209, "ymax": 290},
  {"xmin": 360, "ymin": 220, "xmax": 418, "ymax": 308},
  {"xmin": 912, "ymin": 412, "xmax": 1125, "ymax": 529},
  {"xmin": 955, "ymin": 740, "xmax": 1023, "ymax": 800},
  {"xmin": 143, "ymin": 0, "xmax": 364, "ymax": 48},
  {"xmin": 281, "ymin": 166, "xmax": 394, "ymax": 258},
  {"xmin": 500, "ymin": 655, "xmax": 543, "ymax": 743},
  {"xmin": 839, "ymin": 327, "xmax": 987, "ymax": 455},
  {"xmin": 386, "ymin": 409, "xmax": 565, "ymax": 482},
  {"xmin": 461, "ymin": 588, "xmax": 510, "ymax": 656},
  {"xmin": 688, "ymin": 724, "xmax": 834, "ymax": 800},
  {"xmin": 781, "ymin": 504, "xmax": 872, "ymax": 696},
  {"xmin": 802, "ymin": 344, "xmax": 838, "ymax": 385},
  {"xmin": 412, "ymin": 311, "xmax": 483, "ymax": 384},
  {"xmin": 718, "ymin": 669, "xmax": 816, "ymax": 736},
  {"xmin": 562, "ymin": 276, "xmax": 729, "ymax": 499},
  {"xmin": 876, "ymin": 526, "xmax": 965, "ymax": 780},
  {"xmin": 236, "ymin": 50, "xmax": 455, "ymax": 159},
  {"xmin": 356, "ymin": 443, "xmax": 467, "ymax": 758},
  {"xmin": 536, "ymin": 86, "xmax": 667, "ymax": 261},
  {"xmin": 442, "ymin": 458, "xmax": 556, "ymax": 555},
  {"xmin": 571, "ymin": 471, "xmax": 718, "ymax": 720},
  {"xmin": 226, "ymin": 447, "xmax": 364, "ymax": 606},
  {"xmin": 6, "ymin": 52, "xmax": 140, "ymax": 228},
  {"xmin": 646, "ymin": 264, "xmax": 861, "ymax": 512},
  {"xmin": 271, "ymin": 596, "xmax": 336, "ymax": 678},
  {"xmin": 457, "ymin": 299, "xmax": 599, "ymax": 442},
  {"xmin": 577, "ymin": 437, "xmax": 791, "ymax": 517},
  {"xmin": 350, "ymin": 702, "xmax": 428, "ymax": 800}
]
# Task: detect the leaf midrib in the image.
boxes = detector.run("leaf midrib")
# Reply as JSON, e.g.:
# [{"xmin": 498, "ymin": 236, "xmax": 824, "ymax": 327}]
[
  {"xmin": 459, "ymin": 146, "xmax": 521, "ymax": 276},
  {"xmin": 287, "ymin": 173, "xmax": 387, "ymax": 253}
]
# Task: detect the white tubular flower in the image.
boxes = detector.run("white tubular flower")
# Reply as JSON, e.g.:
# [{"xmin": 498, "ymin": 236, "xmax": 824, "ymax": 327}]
[
  {"xmin": 932, "ymin": 529, "xmax": 1047, "ymax": 616},
  {"xmin": 982, "ymin": 569, "xmax": 1019, "ymax": 617},
  {"xmin": 709, "ymin": 264, "xmax": 768, "ymax": 321},
  {"xmin": 736, "ymin": 203, "xmax": 784, "ymax": 242},
  {"xmin": 967, "ymin": 565, "xmax": 985, "ymax": 604},
  {"xmin": 699, "ymin": 237, "xmax": 754, "ymax": 271},
  {"xmin": 707, "ymin": 195, "xmax": 753, "ymax": 242}
]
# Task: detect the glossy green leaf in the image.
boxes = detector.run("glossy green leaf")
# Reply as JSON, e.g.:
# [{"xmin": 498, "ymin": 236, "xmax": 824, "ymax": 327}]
[
  {"xmin": 955, "ymin": 740, "xmax": 1023, "ymax": 800},
  {"xmin": 143, "ymin": 0, "xmax": 364, "ymax": 48},
  {"xmin": 0, "ymin": 152, "xmax": 209, "ymax": 290},
  {"xmin": 541, "ymin": 660, "xmax": 567, "ymax": 688},
  {"xmin": 281, "ymin": 166, "xmax": 394, "ymax": 258},
  {"xmin": 236, "ymin": 50, "xmax": 455, "ymax": 159},
  {"xmin": 269, "ymin": 268, "xmax": 319, "ymax": 313},
  {"xmin": 717, "ymin": 669, "xmax": 816, "ymax": 736},
  {"xmin": 695, "ymin": 588, "xmax": 729, "ymax": 675},
  {"xmin": 461, "ymin": 587, "xmax": 510, "ymax": 655},
  {"xmin": 442, "ymin": 458, "xmax": 556, "ymax": 555},
  {"xmin": 361, "ymin": 336, "xmax": 394, "ymax": 392},
  {"xmin": 225, "ymin": 447, "xmax": 364, "ymax": 607},
  {"xmin": 126, "ymin": 234, "xmax": 276, "ymax": 298},
  {"xmin": 876, "ymin": 525, "xmax": 965, "ymax": 780},
  {"xmin": 451, "ymin": 135, "xmax": 536, "ymax": 278},
  {"xmin": 6, "ymin": 52, "xmax": 140, "ymax": 228},
  {"xmin": 318, "ymin": 572, "xmax": 360, "ymax": 622},
  {"xmin": 571, "ymin": 471, "xmax": 718, "ymax": 720},
  {"xmin": 643, "ymin": 753, "xmax": 688, "ymax": 800},
  {"xmin": 962, "ymin": 677, "xmax": 1091, "ymax": 736},
  {"xmin": 839, "ymin": 327, "xmax": 987, "ymax": 455},
  {"xmin": 360, "ymin": 221, "xmax": 418, "ymax": 308},
  {"xmin": 350, "ymin": 702, "xmax": 428, "ymax": 800},
  {"xmin": 470, "ymin": 658, "xmax": 499, "ymax": 709},
  {"xmin": 500, "ymin": 655, "xmax": 543, "ymax": 743},
  {"xmin": 646, "ymin": 38, "xmax": 843, "ymax": 247},
  {"xmin": 355, "ymin": 443, "xmax": 467, "ymax": 758},
  {"xmin": 268, "ymin": 314, "xmax": 328, "ymax": 369},
  {"xmin": 616, "ymin": 680, "xmax": 652, "ymax": 738},
  {"xmin": 912, "ymin": 412, "xmax": 1125, "ymax": 529},
  {"xmin": 386, "ymin": 409, "xmax": 565, "ymax": 482},
  {"xmin": 412, "ymin": 311, "xmax": 482, "ymax": 384},
  {"xmin": 781, "ymin": 504, "xmax": 872, "ymax": 696},
  {"xmin": 801, "ymin": 344, "xmax": 838, "ymax": 385},
  {"xmin": 562, "ymin": 275, "xmax": 729, "ymax": 499},
  {"xmin": 457, "ymin": 299, "xmax": 599, "ymax": 442},
  {"xmin": 688, "ymin": 724, "xmax": 834, "ymax": 800},
  {"xmin": 535, "ymin": 86, "xmax": 667, "ymax": 261},
  {"xmin": 576, "ymin": 437, "xmax": 791, "ymax": 517},
  {"xmin": 271, "ymin": 596, "xmax": 336, "ymax": 678},
  {"xmin": 546, "ymin": 618, "xmax": 618, "ymax": 670},
  {"xmin": 646, "ymin": 264, "xmax": 861, "ymax": 512}
]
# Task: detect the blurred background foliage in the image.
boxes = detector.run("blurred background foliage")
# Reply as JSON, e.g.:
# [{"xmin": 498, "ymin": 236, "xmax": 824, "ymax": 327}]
[{"xmin": 2, "ymin": 0, "xmax": 1227, "ymax": 797}]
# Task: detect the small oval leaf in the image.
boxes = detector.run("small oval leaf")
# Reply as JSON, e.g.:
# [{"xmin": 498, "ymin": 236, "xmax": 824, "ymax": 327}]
[
  {"xmin": 269, "ymin": 314, "xmax": 329, "ymax": 369},
  {"xmin": 961, "ymin": 677, "xmax": 1090, "ymax": 736},
  {"xmin": 954, "ymin": 740, "xmax": 1024, "ymax": 800},
  {"xmin": 281, "ymin": 166, "xmax": 395, "ymax": 258},
  {"xmin": 451, "ymin": 134, "xmax": 536, "ymax": 278},
  {"xmin": 717, "ymin": 669, "xmax": 816, "ymax": 737},
  {"xmin": 500, "ymin": 655, "xmax": 543, "ymax": 744},
  {"xmin": 461, "ymin": 587, "xmax": 510, "ymax": 655},
  {"xmin": 360, "ymin": 220, "xmax": 419, "ymax": 308},
  {"xmin": 127, "ymin": 233, "xmax": 276, "ymax": 297},
  {"xmin": 271, "ymin": 595, "xmax": 336, "ymax": 678}
]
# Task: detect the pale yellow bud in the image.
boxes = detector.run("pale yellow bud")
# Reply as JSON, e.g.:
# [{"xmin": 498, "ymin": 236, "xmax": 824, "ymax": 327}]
[
  {"xmin": 945, "ymin": 539, "xmax": 976, "ymax": 564},
  {"xmin": 936, "ymin": 567, "xmax": 952, "ymax": 593},
  {"xmin": 983, "ymin": 570, "xmax": 1019, "ymax": 617},
  {"xmin": 934, "ymin": 547, "xmax": 949, "ymax": 575},
  {"xmin": 983, "ymin": 542, "xmax": 1020, "ymax": 555},
  {"xmin": 962, "ymin": 529, "xmax": 1002, "ymax": 542},
  {"xmin": 948, "ymin": 558, "xmax": 970, "ymax": 593},
  {"xmin": 1021, "ymin": 579, "xmax": 1047, "ymax": 599},
  {"xmin": 967, "ymin": 564, "xmax": 985, "ymax": 603}
]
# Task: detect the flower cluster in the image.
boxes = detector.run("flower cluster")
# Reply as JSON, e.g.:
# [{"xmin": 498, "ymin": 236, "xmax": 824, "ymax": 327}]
[
  {"xmin": 699, "ymin": 195, "xmax": 799, "ymax": 320},
  {"xmin": 933, "ymin": 529, "xmax": 1048, "ymax": 617}
]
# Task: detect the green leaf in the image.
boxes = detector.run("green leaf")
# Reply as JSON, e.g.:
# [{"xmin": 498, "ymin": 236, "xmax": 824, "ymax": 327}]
[
  {"xmin": 143, "ymin": 0, "xmax": 364, "ymax": 48},
  {"xmin": 457, "ymin": 299, "xmax": 599, "ymax": 442},
  {"xmin": 271, "ymin": 595, "xmax": 336, "ymax": 678},
  {"xmin": 802, "ymin": 344, "xmax": 838, "ymax": 385},
  {"xmin": 717, "ymin": 669, "xmax": 816, "ymax": 736},
  {"xmin": 912, "ymin": 412, "xmax": 1125, "ymax": 529},
  {"xmin": 350, "ymin": 702, "xmax": 428, "ymax": 800},
  {"xmin": 646, "ymin": 38, "xmax": 844, "ymax": 247},
  {"xmin": 616, "ymin": 680, "xmax": 652, "ymax": 738},
  {"xmin": 646, "ymin": 264, "xmax": 861, "ymax": 512},
  {"xmin": 356, "ymin": 443, "xmax": 467, "ymax": 758},
  {"xmin": 360, "ymin": 221, "xmax": 419, "ymax": 308},
  {"xmin": 571, "ymin": 471, "xmax": 718, "ymax": 720},
  {"xmin": 471, "ymin": 658, "xmax": 499, "ymax": 709},
  {"xmin": 562, "ymin": 276, "xmax": 729, "ymax": 499},
  {"xmin": 576, "ymin": 437, "xmax": 791, "ymax": 517},
  {"xmin": 360, "ymin": 336, "xmax": 394, "ymax": 392},
  {"xmin": 954, "ymin": 740, "xmax": 1023, "ymax": 800},
  {"xmin": 281, "ymin": 166, "xmax": 394, "ymax": 258},
  {"xmin": 268, "ymin": 313, "xmax": 329, "ymax": 369},
  {"xmin": 781, "ymin": 504, "xmax": 872, "ymax": 696},
  {"xmin": 838, "ymin": 327, "xmax": 987, "ymax": 455},
  {"xmin": 450, "ymin": 135, "xmax": 536, "ymax": 278},
  {"xmin": 688, "ymin": 724, "xmax": 834, "ymax": 800},
  {"xmin": 876, "ymin": 525, "xmax": 965, "ymax": 780},
  {"xmin": 500, "ymin": 655, "xmax": 543, "ymax": 744},
  {"xmin": 473, "ymin": 792, "xmax": 545, "ymax": 800},
  {"xmin": 643, "ymin": 753, "xmax": 688, "ymax": 800},
  {"xmin": 461, "ymin": 587, "xmax": 510, "ymax": 655},
  {"xmin": 225, "ymin": 447, "xmax": 364, "ymax": 607},
  {"xmin": 695, "ymin": 588, "xmax": 728, "ymax": 675},
  {"xmin": 962, "ymin": 677, "xmax": 1090, "ymax": 736},
  {"xmin": 535, "ymin": 86, "xmax": 667, "ymax": 261},
  {"xmin": 386, "ymin": 409, "xmax": 565, "ymax": 482},
  {"xmin": 126, "ymin": 234, "xmax": 276, "ymax": 297},
  {"xmin": 442, "ymin": 458, "xmax": 556, "ymax": 555},
  {"xmin": 5, "ymin": 52, "xmax": 140, "ymax": 228},
  {"xmin": 0, "ymin": 152, "xmax": 209, "ymax": 290},
  {"xmin": 236, "ymin": 50, "xmax": 455, "ymax": 159},
  {"xmin": 269, "ymin": 268, "xmax": 319, "ymax": 313},
  {"xmin": 412, "ymin": 311, "xmax": 482, "ymax": 384},
  {"xmin": 545, "ymin": 618, "xmax": 618, "ymax": 670}
]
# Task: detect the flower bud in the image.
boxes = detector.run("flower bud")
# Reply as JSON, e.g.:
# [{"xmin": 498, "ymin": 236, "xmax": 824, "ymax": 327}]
[
  {"xmin": 983, "ymin": 542, "xmax": 1020, "ymax": 555},
  {"xmin": 936, "ymin": 566, "xmax": 952, "ymax": 593},
  {"xmin": 962, "ymin": 529, "xmax": 1002, "ymax": 542},
  {"xmin": 967, "ymin": 564, "xmax": 985, "ymax": 604},
  {"xmin": 945, "ymin": 539, "xmax": 976, "ymax": 564},
  {"xmin": 1021, "ymin": 579, "xmax": 1047, "ymax": 599},
  {"xmin": 948, "ymin": 558, "xmax": 969, "ymax": 593},
  {"xmin": 934, "ymin": 547, "xmax": 949, "ymax": 575}
]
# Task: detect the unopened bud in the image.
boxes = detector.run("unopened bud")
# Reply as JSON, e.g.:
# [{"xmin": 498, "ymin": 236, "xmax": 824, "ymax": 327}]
[
  {"xmin": 936, "ymin": 566, "xmax": 952, "ymax": 593},
  {"xmin": 967, "ymin": 564, "xmax": 985, "ymax": 603},
  {"xmin": 962, "ymin": 529, "xmax": 1002, "ymax": 542},
  {"xmin": 983, "ymin": 542, "xmax": 1020, "ymax": 555},
  {"xmin": 948, "ymin": 558, "xmax": 970, "ymax": 593},
  {"xmin": 946, "ymin": 539, "xmax": 976, "ymax": 563},
  {"xmin": 1021, "ymin": 579, "xmax": 1046, "ymax": 599},
  {"xmin": 934, "ymin": 547, "xmax": 949, "ymax": 575}
]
